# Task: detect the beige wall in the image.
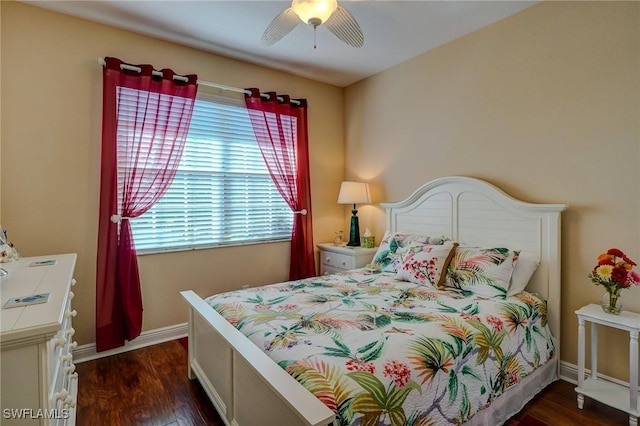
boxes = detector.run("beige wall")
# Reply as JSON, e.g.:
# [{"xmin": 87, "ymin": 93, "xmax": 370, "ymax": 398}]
[
  {"xmin": 0, "ymin": 2, "xmax": 346, "ymax": 346},
  {"xmin": 2, "ymin": 0, "xmax": 639, "ymax": 383},
  {"xmin": 345, "ymin": 1, "xmax": 639, "ymax": 381}
]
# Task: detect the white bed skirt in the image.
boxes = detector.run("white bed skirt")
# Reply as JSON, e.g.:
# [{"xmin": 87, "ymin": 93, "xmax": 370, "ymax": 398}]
[{"xmin": 465, "ymin": 359, "xmax": 557, "ymax": 426}]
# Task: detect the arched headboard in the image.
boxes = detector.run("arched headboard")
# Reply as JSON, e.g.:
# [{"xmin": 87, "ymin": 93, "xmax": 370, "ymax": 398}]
[{"xmin": 381, "ymin": 176, "xmax": 568, "ymax": 363}]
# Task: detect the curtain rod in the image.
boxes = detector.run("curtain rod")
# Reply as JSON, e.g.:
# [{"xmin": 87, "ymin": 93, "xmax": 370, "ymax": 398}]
[{"xmin": 96, "ymin": 58, "xmax": 300, "ymax": 105}]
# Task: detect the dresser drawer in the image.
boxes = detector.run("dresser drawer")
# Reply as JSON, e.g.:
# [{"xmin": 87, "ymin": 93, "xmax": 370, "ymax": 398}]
[
  {"xmin": 321, "ymin": 251, "xmax": 355, "ymax": 271},
  {"xmin": 49, "ymin": 287, "xmax": 78, "ymax": 422}
]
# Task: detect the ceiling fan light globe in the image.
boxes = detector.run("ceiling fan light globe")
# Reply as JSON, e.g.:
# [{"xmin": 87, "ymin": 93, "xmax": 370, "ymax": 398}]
[{"xmin": 291, "ymin": 0, "xmax": 338, "ymax": 25}]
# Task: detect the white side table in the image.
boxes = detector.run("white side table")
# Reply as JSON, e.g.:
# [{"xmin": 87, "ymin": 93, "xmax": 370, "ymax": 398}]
[{"xmin": 575, "ymin": 304, "xmax": 640, "ymax": 426}]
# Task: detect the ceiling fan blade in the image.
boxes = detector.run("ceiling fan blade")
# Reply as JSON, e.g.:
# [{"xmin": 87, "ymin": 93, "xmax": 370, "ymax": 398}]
[
  {"xmin": 324, "ymin": 6, "xmax": 364, "ymax": 48},
  {"xmin": 261, "ymin": 8, "xmax": 301, "ymax": 46}
]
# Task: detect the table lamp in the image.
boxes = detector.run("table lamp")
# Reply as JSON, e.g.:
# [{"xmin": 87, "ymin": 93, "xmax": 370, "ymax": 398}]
[{"xmin": 337, "ymin": 181, "xmax": 371, "ymax": 246}]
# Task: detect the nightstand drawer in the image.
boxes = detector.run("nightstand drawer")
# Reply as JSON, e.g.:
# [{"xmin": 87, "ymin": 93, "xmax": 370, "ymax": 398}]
[
  {"xmin": 322, "ymin": 251, "xmax": 354, "ymax": 271},
  {"xmin": 317, "ymin": 243, "xmax": 378, "ymax": 276},
  {"xmin": 321, "ymin": 265, "xmax": 346, "ymax": 276}
]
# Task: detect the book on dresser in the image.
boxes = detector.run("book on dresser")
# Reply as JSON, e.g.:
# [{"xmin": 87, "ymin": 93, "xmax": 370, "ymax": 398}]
[{"xmin": 0, "ymin": 253, "xmax": 78, "ymax": 426}]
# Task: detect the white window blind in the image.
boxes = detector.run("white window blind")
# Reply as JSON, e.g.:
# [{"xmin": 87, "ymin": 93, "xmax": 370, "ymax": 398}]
[{"xmin": 128, "ymin": 92, "xmax": 294, "ymax": 252}]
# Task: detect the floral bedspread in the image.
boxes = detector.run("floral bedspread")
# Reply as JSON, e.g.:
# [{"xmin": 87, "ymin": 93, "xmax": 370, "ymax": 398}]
[{"xmin": 205, "ymin": 270, "xmax": 555, "ymax": 426}]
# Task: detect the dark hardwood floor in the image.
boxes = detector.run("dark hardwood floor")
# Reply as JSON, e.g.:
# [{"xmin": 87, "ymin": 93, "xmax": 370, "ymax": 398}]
[
  {"xmin": 76, "ymin": 340, "xmax": 223, "ymax": 425},
  {"xmin": 76, "ymin": 340, "xmax": 629, "ymax": 425}
]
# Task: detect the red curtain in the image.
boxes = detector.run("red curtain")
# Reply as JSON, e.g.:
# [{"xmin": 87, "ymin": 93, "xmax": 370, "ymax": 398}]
[
  {"xmin": 244, "ymin": 88, "xmax": 315, "ymax": 280},
  {"xmin": 96, "ymin": 57, "xmax": 197, "ymax": 352}
]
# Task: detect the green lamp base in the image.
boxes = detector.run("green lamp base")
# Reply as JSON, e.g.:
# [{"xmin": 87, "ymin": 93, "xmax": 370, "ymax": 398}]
[{"xmin": 346, "ymin": 214, "xmax": 361, "ymax": 247}]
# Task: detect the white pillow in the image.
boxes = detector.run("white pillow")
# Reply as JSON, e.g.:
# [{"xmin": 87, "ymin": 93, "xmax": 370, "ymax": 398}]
[{"xmin": 507, "ymin": 251, "xmax": 541, "ymax": 296}]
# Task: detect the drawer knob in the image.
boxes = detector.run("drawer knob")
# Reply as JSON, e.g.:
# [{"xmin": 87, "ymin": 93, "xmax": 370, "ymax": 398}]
[
  {"xmin": 54, "ymin": 390, "xmax": 68, "ymax": 402},
  {"xmin": 54, "ymin": 337, "xmax": 67, "ymax": 348},
  {"xmin": 63, "ymin": 396, "xmax": 76, "ymax": 408},
  {"xmin": 65, "ymin": 309, "xmax": 78, "ymax": 318},
  {"xmin": 341, "ymin": 261, "xmax": 346, "ymax": 265},
  {"xmin": 326, "ymin": 257, "xmax": 331, "ymax": 262}
]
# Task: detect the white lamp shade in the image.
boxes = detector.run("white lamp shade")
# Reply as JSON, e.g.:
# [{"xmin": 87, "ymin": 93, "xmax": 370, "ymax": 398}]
[
  {"xmin": 291, "ymin": 0, "xmax": 338, "ymax": 24},
  {"xmin": 337, "ymin": 181, "xmax": 371, "ymax": 205}
]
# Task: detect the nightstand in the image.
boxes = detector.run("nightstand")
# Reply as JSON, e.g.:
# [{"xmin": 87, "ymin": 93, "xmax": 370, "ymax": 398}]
[
  {"xmin": 575, "ymin": 304, "xmax": 639, "ymax": 426},
  {"xmin": 317, "ymin": 243, "xmax": 377, "ymax": 275}
]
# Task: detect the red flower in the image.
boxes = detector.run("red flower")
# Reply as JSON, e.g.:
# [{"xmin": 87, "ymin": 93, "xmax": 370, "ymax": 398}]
[
  {"xmin": 277, "ymin": 304, "xmax": 298, "ymax": 311},
  {"xmin": 383, "ymin": 360, "xmax": 411, "ymax": 388},
  {"xmin": 254, "ymin": 303, "xmax": 271, "ymax": 310},
  {"xmin": 346, "ymin": 358, "xmax": 376, "ymax": 374},
  {"xmin": 622, "ymin": 255, "xmax": 637, "ymax": 267},
  {"xmin": 591, "ymin": 248, "xmax": 638, "ymax": 293},
  {"xmin": 597, "ymin": 258, "xmax": 615, "ymax": 267},
  {"xmin": 461, "ymin": 313, "xmax": 481, "ymax": 321},
  {"xmin": 611, "ymin": 267, "xmax": 629, "ymax": 284},
  {"xmin": 607, "ymin": 248, "xmax": 625, "ymax": 257},
  {"xmin": 486, "ymin": 315, "xmax": 504, "ymax": 332}
]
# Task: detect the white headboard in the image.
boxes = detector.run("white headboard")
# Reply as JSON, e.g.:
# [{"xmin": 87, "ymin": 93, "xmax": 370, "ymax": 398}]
[{"xmin": 381, "ymin": 176, "xmax": 568, "ymax": 360}]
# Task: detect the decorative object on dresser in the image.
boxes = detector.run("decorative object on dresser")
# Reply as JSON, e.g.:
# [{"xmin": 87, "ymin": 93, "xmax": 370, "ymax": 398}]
[
  {"xmin": 333, "ymin": 230, "xmax": 344, "ymax": 246},
  {"xmin": 0, "ymin": 226, "xmax": 19, "ymax": 263},
  {"xmin": 1, "ymin": 254, "xmax": 78, "ymax": 425},
  {"xmin": 361, "ymin": 227, "xmax": 375, "ymax": 248},
  {"xmin": 588, "ymin": 248, "xmax": 639, "ymax": 315},
  {"xmin": 317, "ymin": 243, "xmax": 377, "ymax": 275},
  {"xmin": 337, "ymin": 181, "xmax": 371, "ymax": 247},
  {"xmin": 575, "ymin": 304, "xmax": 639, "ymax": 426}
]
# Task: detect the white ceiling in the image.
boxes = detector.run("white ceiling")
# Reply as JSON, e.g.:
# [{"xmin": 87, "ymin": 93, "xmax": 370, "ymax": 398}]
[{"xmin": 24, "ymin": 0, "xmax": 539, "ymax": 87}]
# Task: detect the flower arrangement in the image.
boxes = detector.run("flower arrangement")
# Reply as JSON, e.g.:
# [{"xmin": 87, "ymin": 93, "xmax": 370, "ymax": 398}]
[
  {"xmin": 588, "ymin": 248, "xmax": 640, "ymax": 314},
  {"xmin": 0, "ymin": 226, "xmax": 19, "ymax": 263}
]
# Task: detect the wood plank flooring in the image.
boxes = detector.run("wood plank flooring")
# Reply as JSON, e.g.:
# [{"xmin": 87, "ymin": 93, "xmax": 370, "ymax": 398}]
[
  {"xmin": 76, "ymin": 340, "xmax": 223, "ymax": 425},
  {"xmin": 76, "ymin": 340, "xmax": 629, "ymax": 425}
]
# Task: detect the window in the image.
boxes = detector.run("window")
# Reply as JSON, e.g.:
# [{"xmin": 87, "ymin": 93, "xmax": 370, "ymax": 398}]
[{"xmin": 128, "ymin": 93, "xmax": 294, "ymax": 252}]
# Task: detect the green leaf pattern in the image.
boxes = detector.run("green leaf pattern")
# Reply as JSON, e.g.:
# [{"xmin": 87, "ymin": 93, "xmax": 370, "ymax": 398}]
[{"xmin": 206, "ymin": 270, "xmax": 554, "ymax": 425}]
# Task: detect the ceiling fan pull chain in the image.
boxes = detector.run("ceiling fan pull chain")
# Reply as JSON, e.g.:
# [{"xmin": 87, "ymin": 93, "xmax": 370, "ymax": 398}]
[{"xmin": 313, "ymin": 25, "xmax": 317, "ymax": 49}]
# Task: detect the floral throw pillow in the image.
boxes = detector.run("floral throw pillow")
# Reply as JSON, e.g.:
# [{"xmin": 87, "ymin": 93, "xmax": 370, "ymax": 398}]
[
  {"xmin": 443, "ymin": 247, "xmax": 520, "ymax": 299},
  {"xmin": 395, "ymin": 241, "xmax": 458, "ymax": 288},
  {"xmin": 372, "ymin": 231, "xmax": 450, "ymax": 273}
]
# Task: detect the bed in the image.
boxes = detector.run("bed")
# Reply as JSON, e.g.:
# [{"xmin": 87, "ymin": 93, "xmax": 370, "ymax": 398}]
[{"xmin": 180, "ymin": 176, "xmax": 568, "ymax": 426}]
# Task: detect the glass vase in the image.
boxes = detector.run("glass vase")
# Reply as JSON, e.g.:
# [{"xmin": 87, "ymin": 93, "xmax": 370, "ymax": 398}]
[{"xmin": 600, "ymin": 288, "xmax": 623, "ymax": 315}]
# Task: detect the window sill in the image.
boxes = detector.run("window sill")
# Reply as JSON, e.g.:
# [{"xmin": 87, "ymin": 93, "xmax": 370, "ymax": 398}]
[{"xmin": 135, "ymin": 238, "xmax": 291, "ymax": 256}]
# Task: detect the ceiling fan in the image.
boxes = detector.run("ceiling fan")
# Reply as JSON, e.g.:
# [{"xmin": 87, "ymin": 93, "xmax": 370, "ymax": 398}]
[{"xmin": 261, "ymin": 0, "xmax": 364, "ymax": 48}]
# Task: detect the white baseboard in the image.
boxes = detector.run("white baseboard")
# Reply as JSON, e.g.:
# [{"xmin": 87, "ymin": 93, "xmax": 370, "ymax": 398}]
[
  {"xmin": 72, "ymin": 322, "xmax": 188, "ymax": 364},
  {"xmin": 559, "ymin": 359, "xmax": 632, "ymax": 388},
  {"xmin": 559, "ymin": 360, "xmax": 579, "ymax": 384}
]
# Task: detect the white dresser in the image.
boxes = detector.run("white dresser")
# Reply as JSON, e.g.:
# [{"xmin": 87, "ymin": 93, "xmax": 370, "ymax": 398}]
[
  {"xmin": 1, "ymin": 254, "xmax": 78, "ymax": 425},
  {"xmin": 317, "ymin": 243, "xmax": 377, "ymax": 275}
]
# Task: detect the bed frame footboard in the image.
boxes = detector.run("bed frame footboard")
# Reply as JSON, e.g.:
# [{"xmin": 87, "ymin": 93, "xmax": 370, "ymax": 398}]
[{"xmin": 180, "ymin": 290, "xmax": 336, "ymax": 426}]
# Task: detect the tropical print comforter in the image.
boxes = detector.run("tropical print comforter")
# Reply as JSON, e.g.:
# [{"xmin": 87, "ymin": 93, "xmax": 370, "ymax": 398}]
[{"xmin": 205, "ymin": 270, "xmax": 555, "ymax": 426}]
